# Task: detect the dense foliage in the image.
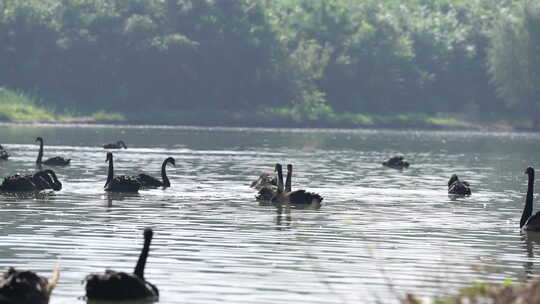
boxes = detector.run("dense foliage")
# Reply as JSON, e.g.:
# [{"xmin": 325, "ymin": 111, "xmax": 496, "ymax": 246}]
[{"xmin": 0, "ymin": 0, "xmax": 537, "ymax": 126}]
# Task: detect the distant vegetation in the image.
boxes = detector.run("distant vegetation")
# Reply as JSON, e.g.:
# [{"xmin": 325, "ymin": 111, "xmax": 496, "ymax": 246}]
[
  {"xmin": 0, "ymin": 87, "xmax": 124, "ymax": 123},
  {"xmin": 0, "ymin": 88, "xmax": 56, "ymax": 121},
  {"xmin": 0, "ymin": 0, "xmax": 539, "ymax": 128}
]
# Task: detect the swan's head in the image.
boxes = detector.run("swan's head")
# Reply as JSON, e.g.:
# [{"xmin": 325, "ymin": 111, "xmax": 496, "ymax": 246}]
[
  {"xmin": 274, "ymin": 163, "xmax": 282, "ymax": 172},
  {"xmin": 166, "ymin": 157, "xmax": 176, "ymax": 167},
  {"xmin": 35, "ymin": 137, "xmax": 43, "ymax": 143},
  {"xmin": 525, "ymin": 167, "xmax": 535, "ymax": 176},
  {"xmin": 144, "ymin": 228, "xmax": 154, "ymax": 241},
  {"xmin": 287, "ymin": 164, "xmax": 292, "ymax": 171},
  {"xmin": 44, "ymin": 169, "xmax": 62, "ymax": 190},
  {"xmin": 118, "ymin": 140, "xmax": 127, "ymax": 149},
  {"xmin": 106, "ymin": 152, "xmax": 113, "ymax": 162},
  {"xmin": 448, "ymin": 174, "xmax": 459, "ymax": 187}
]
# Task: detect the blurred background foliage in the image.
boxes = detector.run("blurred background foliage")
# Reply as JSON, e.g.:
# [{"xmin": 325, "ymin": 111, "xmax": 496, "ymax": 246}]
[{"xmin": 0, "ymin": 0, "xmax": 539, "ymax": 127}]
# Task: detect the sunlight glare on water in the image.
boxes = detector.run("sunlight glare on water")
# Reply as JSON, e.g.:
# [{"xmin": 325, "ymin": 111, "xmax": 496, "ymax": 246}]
[{"xmin": 1, "ymin": 124, "xmax": 540, "ymax": 303}]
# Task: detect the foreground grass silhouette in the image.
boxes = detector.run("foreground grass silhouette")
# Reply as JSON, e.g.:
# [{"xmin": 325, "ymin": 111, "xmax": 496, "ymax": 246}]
[{"xmin": 405, "ymin": 279, "xmax": 540, "ymax": 304}]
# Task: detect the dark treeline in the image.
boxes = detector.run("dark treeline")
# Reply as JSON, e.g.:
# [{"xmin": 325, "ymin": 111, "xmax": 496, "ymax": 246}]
[{"xmin": 1, "ymin": 0, "xmax": 539, "ymax": 126}]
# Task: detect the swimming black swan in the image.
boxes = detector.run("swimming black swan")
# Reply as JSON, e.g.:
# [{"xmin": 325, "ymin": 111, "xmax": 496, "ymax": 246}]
[
  {"xmin": 253, "ymin": 170, "xmax": 278, "ymax": 201},
  {"xmin": 0, "ymin": 144, "xmax": 9, "ymax": 160},
  {"xmin": 85, "ymin": 228, "xmax": 159, "ymax": 302},
  {"xmin": 104, "ymin": 152, "xmax": 141, "ymax": 192},
  {"xmin": 0, "ymin": 171, "xmax": 60, "ymax": 192},
  {"xmin": 251, "ymin": 172, "xmax": 278, "ymax": 190},
  {"xmin": 271, "ymin": 164, "xmax": 323, "ymax": 207},
  {"xmin": 255, "ymin": 186, "xmax": 277, "ymax": 201},
  {"xmin": 252, "ymin": 171, "xmax": 277, "ymax": 201},
  {"xmin": 382, "ymin": 156, "xmax": 410, "ymax": 169},
  {"xmin": 137, "ymin": 157, "xmax": 176, "ymax": 188},
  {"xmin": 521, "ymin": 167, "xmax": 540, "ymax": 232},
  {"xmin": 0, "ymin": 267, "xmax": 59, "ymax": 304},
  {"xmin": 40, "ymin": 170, "xmax": 62, "ymax": 191},
  {"xmin": 448, "ymin": 174, "xmax": 471, "ymax": 196},
  {"xmin": 35, "ymin": 137, "xmax": 70, "ymax": 166},
  {"xmin": 103, "ymin": 140, "xmax": 127, "ymax": 149},
  {"xmin": 285, "ymin": 164, "xmax": 323, "ymax": 206}
]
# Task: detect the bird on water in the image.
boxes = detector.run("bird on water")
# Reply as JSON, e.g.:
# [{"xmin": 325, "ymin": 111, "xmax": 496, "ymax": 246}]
[
  {"xmin": 84, "ymin": 228, "xmax": 159, "ymax": 302},
  {"xmin": 521, "ymin": 167, "xmax": 540, "ymax": 232},
  {"xmin": 0, "ymin": 266, "xmax": 59, "ymax": 304},
  {"xmin": 447, "ymin": 174, "xmax": 471, "ymax": 196},
  {"xmin": 35, "ymin": 137, "xmax": 70, "ymax": 166},
  {"xmin": 271, "ymin": 163, "xmax": 323, "ymax": 208},
  {"xmin": 253, "ymin": 170, "xmax": 278, "ymax": 202},
  {"xmin": 103, "ymin": 140, "xmax": 127, "ymax": 149},
  {"xmin": 0, "ymin": 170, "xmax": 62, "ymax": 192},
  {"xmin": 104, "ymin": 152, "xmax": 141, "ymax": 192},
  {"xmin": 382, "ymin": 156, "xmax": 409, "ymax": 169},
  {"xmin": 136, "ymin": 157, "xmax": 176, "ymax": 188},
  {"xmin": 0, "ymin": 144, "xmax": 9, "ymax": 160}
]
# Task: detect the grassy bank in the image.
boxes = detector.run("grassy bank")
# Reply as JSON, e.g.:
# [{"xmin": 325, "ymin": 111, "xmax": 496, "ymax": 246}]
[
  {"xmin": 0, "ymin": 87, "xmax": 530, "ymax": 130},
  {"xmin": 405, "ymin": 279, "xmax": 540, "ymax": 304},
  {"xmin": 125, "ymin": 107, "xmax": 523, "ymax": 131},
  {"xmin": 0, "ymin": 88, "xmax": 125, "ymax": 123}
]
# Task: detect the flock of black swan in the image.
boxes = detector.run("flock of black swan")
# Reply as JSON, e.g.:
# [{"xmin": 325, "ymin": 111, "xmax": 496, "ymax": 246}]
[{"xmin": 0, "ymin": 137, "xmax": 538, "ymax": 303}]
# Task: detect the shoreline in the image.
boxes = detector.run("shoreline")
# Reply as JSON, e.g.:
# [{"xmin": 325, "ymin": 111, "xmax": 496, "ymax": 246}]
[{"xmin": 0, "ymin": 118, "xmax": 531, "ymax": 134}]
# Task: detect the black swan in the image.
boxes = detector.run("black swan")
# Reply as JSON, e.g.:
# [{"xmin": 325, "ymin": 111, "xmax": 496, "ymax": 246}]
[
  {"xmin": 0, "ymin": 171, "xmax": 59, "ymax": 192},
  {"xmin": 256, "ymin": 186, "xmax": 277, "ymax": 201},
  {"xmin": 0, "ymin": 144, "xmax": 9, "ymax": 160},
  {"xmin": 84, "ymin": 228, "xmax": 159, "ymax": 302},
  {"xmin": 521, "ymin": 167, "xmax": 540, "ymax": 232},
  {"xmin": 253, "ymin": 171, "xmax": 278, "ymax": 201},
  {"xmin": 448, "ymin": 174, "xmax": 471, "ymax": 196},
  {"xmin": 35, "ymin": 137, "xmax": 70, "ymax": 166},
  {"xmin": 284, "ymin": 164, "xmax": 323, "ymax": 206},
  {"xmin": 103, "ymin": 140, "xmax": 127, "ymax": 149},
  {"xmin": 137, "ymin": 157, "xmax": 176, "ymax": 188},
  {"xmin": 251, "ymin": 172, "xmax": 278, "ymax": 190},
  {"xmin": 39, "ymin": 169, "xmax": 62, "ymax": 191},
  {"xmin": 26, "ymin": 170, "xmax": 61, "ymax": 191},
  {"xmin": 0, "ymin": 267, "xmax": 59, "ymax": 304},
  {"xmin": 104, "ymin": 152, "xmax": 141, "ymax": 192},
  {"xmin": 271, "ymin": 164, "xmax": 323, "ymax": 207},
  {"xmin": 382, "ymin": 156, "xmax": 410, "ymax": 169}
]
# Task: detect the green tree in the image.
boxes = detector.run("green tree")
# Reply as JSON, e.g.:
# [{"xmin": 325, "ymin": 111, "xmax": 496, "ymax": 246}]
[{"xmin": 488, "ymin": 1, "xmax": 540, "ymax": 127}]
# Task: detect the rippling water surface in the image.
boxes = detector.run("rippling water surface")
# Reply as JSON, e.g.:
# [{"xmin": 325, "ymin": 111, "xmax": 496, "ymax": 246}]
[{"xmin": 1, "ymin": 124, "xmax": 540, "ymax": 303}]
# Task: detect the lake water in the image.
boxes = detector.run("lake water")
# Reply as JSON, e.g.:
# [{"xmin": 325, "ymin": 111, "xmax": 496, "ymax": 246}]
[{"xmin": 1, "ymin": 124, "xmax": 540, "ymax": 303}]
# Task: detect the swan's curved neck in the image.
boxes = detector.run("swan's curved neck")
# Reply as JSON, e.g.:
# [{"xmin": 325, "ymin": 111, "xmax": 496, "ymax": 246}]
[
  {"xmin": 285, "ymin": 166, "xmax": 292, "ymax": 192},
  {"xmin": 48, "ymin": 171, "xmax": 59, "ymax": 184},
  {"xmin": 47, "ymin": 170, "xmax": 61, "ymax": 190},
  {"xmin": 36, "ymin": 140, "xmax": 43, "ymax": 164},
  {"xmin": 161, "ymin": 160, "xmax": 170, "ymax": 187},
  {"xmin": 105, "ymin": 158, "xmax": 114, "ymax": 187},
  {"xmin": 134, "ymin": 235, "xmax": 152, "ymax": 279},
  {"xmin": 521, "ymin": 172, "xmax": 535, "ymax": 228}
]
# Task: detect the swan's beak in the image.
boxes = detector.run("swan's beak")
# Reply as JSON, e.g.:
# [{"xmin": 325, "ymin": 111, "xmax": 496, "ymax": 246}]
[{"xmin": 47, "ymin": 264, "xmax": 60, "ymax": 294}]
